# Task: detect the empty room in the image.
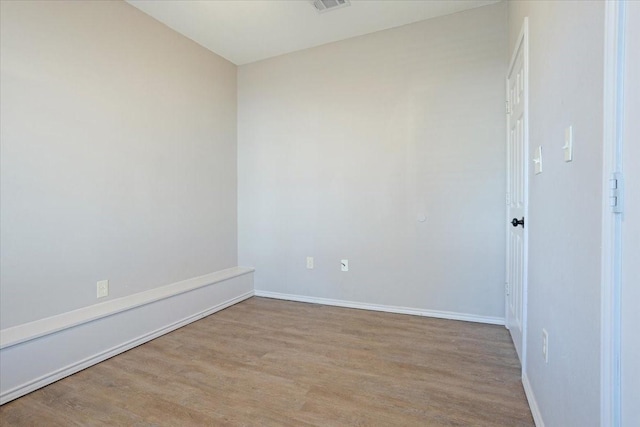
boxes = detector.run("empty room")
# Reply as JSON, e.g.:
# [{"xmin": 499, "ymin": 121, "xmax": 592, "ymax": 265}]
[{"xmin": 0, "ymin": 0, "xmax": 638, "ymax": 426}]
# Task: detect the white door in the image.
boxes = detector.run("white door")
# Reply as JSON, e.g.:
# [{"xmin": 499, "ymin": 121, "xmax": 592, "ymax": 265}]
[
  {"xmin": 621, "ymin": 2, "xmax": 640, "ymax": 425},
  {"xmin": 506, "ymin": 20, "xmax": 528, "ymax": 364}
]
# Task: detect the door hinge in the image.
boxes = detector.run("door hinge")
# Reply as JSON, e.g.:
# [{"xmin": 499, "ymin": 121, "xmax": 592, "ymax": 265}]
[
  {"xmin": 506, "ymin": 101, "xmax": 511, "ymax": 115},
  {"xmin": 505, "ymin": 282, "xmax": 510, "ymax": 296},
  {"xmin": 610, "ymin": 172, "xmax": 624, "ymax": 214}
]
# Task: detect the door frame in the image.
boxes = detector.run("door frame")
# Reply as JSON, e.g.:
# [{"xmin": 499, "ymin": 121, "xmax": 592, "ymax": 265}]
[
  {"xmin": 601, "ymin": 1, "xmax": 626, "ymax": 426},
  {"xmin": 505, "ymin": 17, "xmax": 529, "ymax": 373}
]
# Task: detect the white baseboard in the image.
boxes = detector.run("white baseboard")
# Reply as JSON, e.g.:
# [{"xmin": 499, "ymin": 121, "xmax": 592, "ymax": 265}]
[
  {"xmin": 0, "ymin": 267, "xmax": 254, "ymax": 405},
  {"xmin": 523, "ymin": 372, "xmax": 545, "ymax": 427},
  {"xmin": 254, "ymin": 290, "xmax": 505, "ymax": 325}
]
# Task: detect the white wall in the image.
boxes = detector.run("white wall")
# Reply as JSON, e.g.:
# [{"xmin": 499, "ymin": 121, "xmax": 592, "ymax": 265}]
[
  {"xmin": 0, "ymin": 1, "xmax": 238, "ymax": 328},
  {"xmin": 238, "ymin": 3, "xmax": 507, "ymax": 321},
  {"xmin": 0, "ymin": 0, "xmax": 254, "ymax": 404},
  {"xmin": 508, "ymin": 2, "xmax": 605, "ymax": 426},
  {"xmin": 622, "ymin": 1, "xmax": 640, "ymax": 425}
]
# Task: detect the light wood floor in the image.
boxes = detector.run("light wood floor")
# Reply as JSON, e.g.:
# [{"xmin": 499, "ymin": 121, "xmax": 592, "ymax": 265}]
[{"xmin": 0, "ymin": 297, "xmax": 534, "ymax": 426}]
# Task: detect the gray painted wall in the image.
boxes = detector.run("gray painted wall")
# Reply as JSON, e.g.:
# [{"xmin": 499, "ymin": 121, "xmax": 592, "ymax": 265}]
[
  {"xmin": 6, "ymin": 2, "xmax": 630, "ymax": 423},
  {"xmin": 508, "ymin": 2, "xmax": 604, "ymax": 426},
  {"xmin": 238, "ymin": 3, "xmax": 507, "ymax": 319},
  {"xmin": 0, "ymin": 0, "xmax": 238, "ymax": 328}
]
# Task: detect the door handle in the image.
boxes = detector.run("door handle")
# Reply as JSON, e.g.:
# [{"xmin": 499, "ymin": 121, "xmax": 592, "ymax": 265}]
[{"xmin": 511, "ymin": 217, "xmax": 525, "ymax": 228}]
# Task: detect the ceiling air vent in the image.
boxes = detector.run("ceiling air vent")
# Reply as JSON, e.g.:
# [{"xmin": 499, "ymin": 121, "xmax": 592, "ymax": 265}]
[{"xmin": 311, "ymin": 0, "xmax": 351, "ymax": 14}]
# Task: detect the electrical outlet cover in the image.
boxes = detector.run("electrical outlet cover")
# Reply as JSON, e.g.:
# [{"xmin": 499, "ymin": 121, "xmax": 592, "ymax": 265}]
[{"xmin": 97, "ymin": 280, "xmax": 109, "ymax": 298}]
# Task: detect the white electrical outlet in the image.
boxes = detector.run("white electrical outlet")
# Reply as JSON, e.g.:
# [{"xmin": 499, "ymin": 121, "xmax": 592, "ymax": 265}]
[
  {"xmin": 97, "ymin": 280, "xmax": 109, "ymax": 298},
  {"xmin": 542, "ymin": 329, "xmax": 549, "ymax": 363},
  {"xmin": 341, "ymin": 259, "xmax": 349, "ymax": 272},
  {"xmin": 306, "ymin": 256, "xmax": 314, "ymax": 269}
]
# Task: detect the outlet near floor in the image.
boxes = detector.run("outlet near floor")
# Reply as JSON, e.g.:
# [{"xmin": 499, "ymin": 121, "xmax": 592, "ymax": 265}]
[{"xmin": 97, "ymin": 280, "xmax": 109, "ymax": 298}]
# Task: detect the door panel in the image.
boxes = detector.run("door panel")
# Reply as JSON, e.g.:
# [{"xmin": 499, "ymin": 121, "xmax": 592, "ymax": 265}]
[{"xmin": 506, "ymin": 22, "xmax": 528, "ymax": 364}]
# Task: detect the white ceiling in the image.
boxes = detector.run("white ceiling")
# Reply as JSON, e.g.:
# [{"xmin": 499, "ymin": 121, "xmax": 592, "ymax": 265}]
[{"xmin": 126, "ymin": 0, "xmax": 499, "ymax": 65}]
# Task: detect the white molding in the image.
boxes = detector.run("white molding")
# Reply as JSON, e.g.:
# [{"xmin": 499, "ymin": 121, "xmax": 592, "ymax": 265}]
[
  {"xmin": 0, "ymin": 290, "xmax": 253, "ymax": 405},
  {"xmin": 521, "ymin": 16, "xmax": 530, "ymax": 375},
  {"xmin": 254, "ymin": 290, "xmax": 505, "ymax": 325},
  {"xmin": 522, "ymin": 373, "xmax": 545, "ymax": 427},
  {"xmin": 601, "ymin": 1, "xmax": 625, "ymax": 426},
  {"xmin": 0, "ymin": 266, "xmax": 255, "ymax": 349}
]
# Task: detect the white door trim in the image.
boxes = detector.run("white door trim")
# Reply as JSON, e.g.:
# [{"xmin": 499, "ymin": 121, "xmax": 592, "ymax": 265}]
[
  {"xmin": 601, "ymin": 1, "xmax": 625, "ymax": 426},
  {"xmin": 506, "ymin": 17, "xmax": 529, "ymax": 374}
]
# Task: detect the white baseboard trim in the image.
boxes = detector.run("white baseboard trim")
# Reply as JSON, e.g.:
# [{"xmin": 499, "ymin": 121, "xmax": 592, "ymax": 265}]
[
  {"xmin": 254, "ymin": 290, "xmax": 505, "ymax": 325},
  {"xmin": 523, "ymin": 372, "xmax": 545, "ymax": 427},
  {"xmin": 0, "ymin": 267, "xmax": 254, "ymax": 405}
]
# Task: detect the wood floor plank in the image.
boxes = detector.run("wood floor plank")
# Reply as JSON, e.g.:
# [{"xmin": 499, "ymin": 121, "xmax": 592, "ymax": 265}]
[{"xmin": 0, "ymin": 297, "xmax": 534, "ymax": 426}]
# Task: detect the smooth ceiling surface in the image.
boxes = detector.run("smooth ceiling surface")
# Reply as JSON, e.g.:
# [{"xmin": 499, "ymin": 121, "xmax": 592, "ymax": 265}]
[{"xmin": 126, "ymin": 0, "xmax": 499, "ymax": 65}]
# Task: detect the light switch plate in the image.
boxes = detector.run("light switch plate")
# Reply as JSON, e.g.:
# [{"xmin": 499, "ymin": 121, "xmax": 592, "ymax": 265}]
[
  {"xmin": 534, "ymin": 146, "xmax": 543, "ymax": 174},
  {"xmin": 341, "ymin": 259, "xmax": 349, "ymax": 272},
  {"xmin": 564, "ymin": 126, "xmax": 573, "ymax": 162}
]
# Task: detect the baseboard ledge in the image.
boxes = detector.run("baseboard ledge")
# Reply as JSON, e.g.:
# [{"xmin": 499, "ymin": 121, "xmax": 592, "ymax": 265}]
[
  {"xmin": 523, "ymin": 372, "xmax": 545, "ymax": 427},
  {"xmin": 0, "ymin": 267, "xmax": 254, "ymax": 405},
  {"xmin": 254, "ymin": 290, "xmax": 505, "ymax": 325},
  {"xmin": 1, "ymin": 266, "xmax": 254, "ymax": 349}
]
